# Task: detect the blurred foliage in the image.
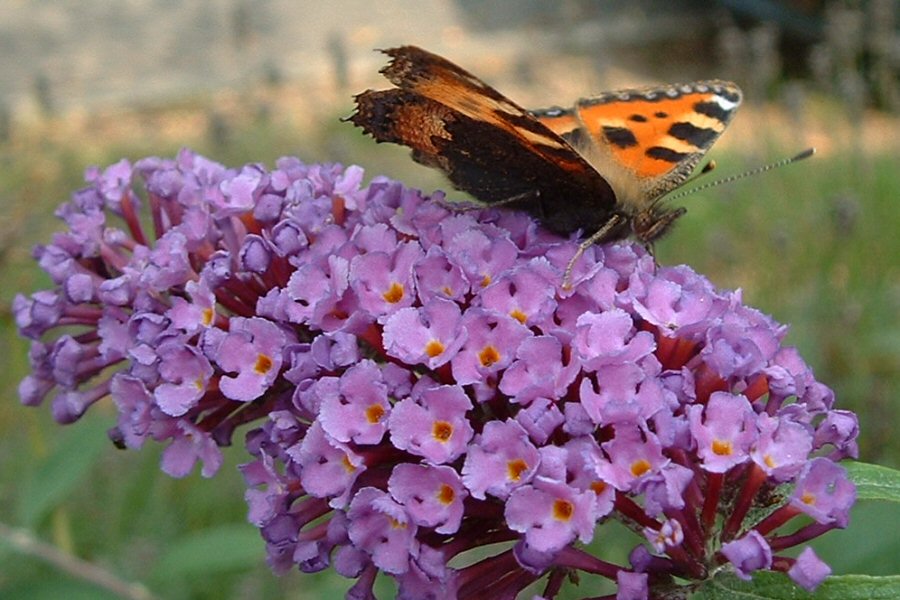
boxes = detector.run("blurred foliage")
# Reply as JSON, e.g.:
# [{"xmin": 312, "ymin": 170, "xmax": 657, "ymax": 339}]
[{"xmin": 1, "ymin": 62, "xmax": 898, "ymax": 597}]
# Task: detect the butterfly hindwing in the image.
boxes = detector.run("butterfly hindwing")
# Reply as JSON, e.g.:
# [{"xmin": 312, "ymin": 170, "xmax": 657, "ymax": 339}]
[{"xmin": 349, "ymin": 46, "xmax": 619, "ymax": 236}]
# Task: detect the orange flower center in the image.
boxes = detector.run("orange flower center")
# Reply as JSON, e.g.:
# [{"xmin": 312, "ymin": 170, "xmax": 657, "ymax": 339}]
[
  {"xmin": 553, "ymin": 499, "xmax": 574, "ymax": 521},
  {"xmin": 630, "ymin": 459, "xmax": 651, "ymax": 477},
  {"xmin": 437, "ymin": 484, "xmax": 455, "ymax": 505},
  {"xmin": 712, "ymin": 439, "xmax": 733, "ymax": 456},
  {"xmin": 509, "ymin": 309, "xmax": 527, "ymax": 324},
  {"xmin": 382, "ymin": 282, "xmax": 404, "ymax": 304},
  {"xmin": 254, "ymin": 354, "xmax": 273, "ymax": 375},
  {"xmin": 424, "ymin": 339, "xmax": 445, "ymax": 358},
  {"xmin": 507, "ymin": 458, "xmax": 528, "ymax": 481},
  {"xmin": 478, "ymin": 345, "xmax": 501, "ymax": 367},
  {"xmin": 365, "ymin": 404, "xmax": 385, "ymax": 424},
  {"xmin": 432, "ymin": 421, "xmax": 453, "ymax": 442},
  {"xmin": 341, "ymin": 454, "xmax": 356, "ymax": 473}
]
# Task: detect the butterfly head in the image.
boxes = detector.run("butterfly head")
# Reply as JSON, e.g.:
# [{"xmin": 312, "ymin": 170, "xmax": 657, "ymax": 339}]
[{"xmin": 631, "ymin": 204, "xmax": 687, "ymax": 245}]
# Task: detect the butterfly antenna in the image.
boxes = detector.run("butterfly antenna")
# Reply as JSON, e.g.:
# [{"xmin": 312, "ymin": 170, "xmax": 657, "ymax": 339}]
[
  {"xmin": 664, "ymin": 148, "xmax": 815, "ymax": 204},
  {"xmin": 688, "ymin": 159, "xmax": 718, "ymax": 182}
]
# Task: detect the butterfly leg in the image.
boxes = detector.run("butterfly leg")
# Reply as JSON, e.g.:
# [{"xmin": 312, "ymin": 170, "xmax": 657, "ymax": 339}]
[
  {"xmin": 435, "ymin": 190, "xmax": 538, "ymax": 213},
  {"xmin": 562, "ymin": 213, "xmax": 627, "ymax": 290},
  {"xmin": 486, "ymin": 190, "xmax": 541, "ymax": 208},
  {"xmin": 434, "ymin": 196, "xmax": 487, "ymax": 213}
]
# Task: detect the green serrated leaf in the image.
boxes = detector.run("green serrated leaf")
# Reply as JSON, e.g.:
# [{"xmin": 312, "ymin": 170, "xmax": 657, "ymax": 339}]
[
  {"xmin": 17, "ymin": 418, "xmax": 114, "ymax": 527},
  {"xmin": 149, "ymin": 523, "xmax": 263, "ymax": 582},
  {"xmin": 694, "ymin": 571, "xmax": 900, "ymax": 599},
  {"xmin": 845, "ymin": 462, "xmax": 900, "ymax": 502}
]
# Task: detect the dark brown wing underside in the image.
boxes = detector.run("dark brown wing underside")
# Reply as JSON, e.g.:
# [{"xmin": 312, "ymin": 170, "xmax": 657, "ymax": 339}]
[{"xmin": 348, "ymin": 47, "xmax": 621, "ymax": 236}]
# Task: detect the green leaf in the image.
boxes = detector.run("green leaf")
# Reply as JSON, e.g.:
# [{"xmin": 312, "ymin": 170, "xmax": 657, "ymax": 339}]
[
  {"xmin": 811, "ymin": 501, "xmax": 900, "ymax": 575},
  {"xmin": 149, "ymin": 523, "xmax": 264, "ymax": 582},
  {"xmin": 695, "ymin": 571, "xmax": 900, "ymax": 599},
  {"xmin": 17, "ymin": 418, "xmax": 113, "ymax": 527},
  {"xmin": 845, "ymin": 462, "xmax": 900, "ymax": 502}
]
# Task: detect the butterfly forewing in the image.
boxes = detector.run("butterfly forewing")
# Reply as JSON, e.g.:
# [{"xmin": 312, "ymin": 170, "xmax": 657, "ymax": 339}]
[{"xmin": 533, "ymin": 82, "xmax": 742, "ymax": 197}]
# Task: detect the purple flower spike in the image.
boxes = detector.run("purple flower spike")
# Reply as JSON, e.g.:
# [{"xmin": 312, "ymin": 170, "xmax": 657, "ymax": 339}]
[{"xmin": 15, "ymin": 151, "xmax": 858, "ymax": 599}]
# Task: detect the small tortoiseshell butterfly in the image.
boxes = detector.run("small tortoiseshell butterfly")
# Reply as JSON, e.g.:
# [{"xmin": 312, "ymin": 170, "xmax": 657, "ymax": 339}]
[{"xmin": 349, "ymin": 45, "xmax": 742, "ymax": 253}]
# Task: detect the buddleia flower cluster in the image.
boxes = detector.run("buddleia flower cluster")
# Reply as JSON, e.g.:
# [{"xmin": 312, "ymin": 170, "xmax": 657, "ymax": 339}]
[{"xmin": 14, "ymin": 150, "xmax": 859, "ymax": 599}]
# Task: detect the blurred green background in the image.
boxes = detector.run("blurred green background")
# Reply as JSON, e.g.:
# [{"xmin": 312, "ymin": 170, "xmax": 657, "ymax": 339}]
[{"xmin": 1, "ymin": 1, "xmax": 898, "ymax": 598}]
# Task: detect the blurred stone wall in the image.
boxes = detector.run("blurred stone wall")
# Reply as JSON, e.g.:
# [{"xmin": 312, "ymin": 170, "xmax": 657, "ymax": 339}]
[
  {"xmin": 3, "ymin": 0, "xmax": 894, "ymax": 125},
  {"xmin": 0, "ymin": 0, "xmax": 457, "ymax": 120}
]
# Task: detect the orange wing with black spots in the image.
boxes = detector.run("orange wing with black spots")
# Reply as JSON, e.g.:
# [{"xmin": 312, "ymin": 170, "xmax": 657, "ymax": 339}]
[{"xmin": 532, "ymin": 81, "xmax": 742, "ymax": 207}]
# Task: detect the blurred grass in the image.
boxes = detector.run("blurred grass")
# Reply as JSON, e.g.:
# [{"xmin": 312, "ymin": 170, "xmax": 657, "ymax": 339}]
[{"xmin": 0, "ymin": 90, "xmax": 898, "ymax": 598}]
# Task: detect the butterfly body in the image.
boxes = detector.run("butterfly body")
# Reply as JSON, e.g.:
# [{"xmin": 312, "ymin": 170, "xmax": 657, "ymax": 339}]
[{"xmin": 349, "ymin": 46, "xmax": 742, "ymax": 246}]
